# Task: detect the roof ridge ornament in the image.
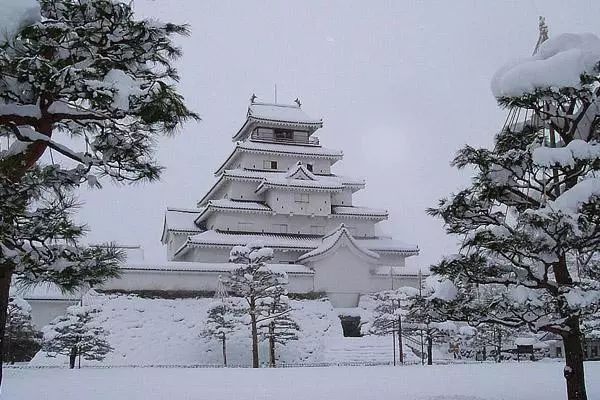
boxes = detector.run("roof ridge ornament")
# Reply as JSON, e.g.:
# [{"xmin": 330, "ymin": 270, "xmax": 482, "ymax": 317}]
[
  {"xmin": 250, "ymin": 93, "xmax": 257, "ymax": 104},
  {"xmin": 532, "ymin": 16, "xmax": 549, "ymax": 56},
  {"xmin": 294, "ymin": 98, "xmax": 302, "ymax": 107}
]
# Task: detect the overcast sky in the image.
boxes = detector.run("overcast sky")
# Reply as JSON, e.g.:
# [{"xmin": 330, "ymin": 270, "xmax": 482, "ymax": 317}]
[{"xmin": 73, "ymin": 0, "xmax": 600, "ymax": 267}]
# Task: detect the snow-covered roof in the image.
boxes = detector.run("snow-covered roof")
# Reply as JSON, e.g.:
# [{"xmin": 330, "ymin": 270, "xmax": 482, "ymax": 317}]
[
  {"xmin": 372, "ymin": 266, "xmax": 428, "ymax": 277},
  {"xmin": 514, "ymin": 337, "xmax": 537, "ymax": 346},
  {"xmin": 255, "ymin": 175, "xmax": 344, "ymax": 194},
  {"xmin": 358, "ymin": 237, "xmax": 419, "ymax": 254},
  {"xmin": 178, "ymin": 230, "xmax": 418, "ymax": 258},
  {"xmin": 215, "ymin": 141, "xmax": 343, "ymax": 175},
  {"xmin": 298, "ymin": 224, "xmax": 379, "ymax": 262},
  {"xmin": 195, "ymin": 200, "xmax": 272, "ymax": 223},
  {"xmin": 13, "ymin": 284, "xmax": 81, "ymax": 301},
  {"xmin": 198, "ymin": 169, "xmax": 364, "ymax": 207},
  {"xmin": 121, "ymin": 262, "xmax": 313, "ymax": 275},
  {"xmin": 492, "ymin": 33, "xmax": 600, "ymax": 97},
  {"xmin": 233, "ymin": 102, "xmax": 323, "ymax": 141},
  {"xmin": 331, "ymin": 206, "xmax": 388, "ymax": 219},
  {"xmin": 161, "ymin": 207, "xmax": 202, "ymax": 243},
  {"xmin": 249, "ymin": 103, "xmax": 322, "ymax": 125}
]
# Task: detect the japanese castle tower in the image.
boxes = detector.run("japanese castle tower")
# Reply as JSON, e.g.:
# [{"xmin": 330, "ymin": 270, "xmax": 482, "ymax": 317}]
[{"xmin": 107, "ymin": 100, "xmax": 420, "ymax": 308}]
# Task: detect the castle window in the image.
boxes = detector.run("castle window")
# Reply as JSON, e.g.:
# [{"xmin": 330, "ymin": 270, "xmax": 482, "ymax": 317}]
[
  {"xmin": 263, "ymin": 160, "xmax": 278, "ymax": 170},
  {"xmin": 306, "ymin": 164, "xmax": 313, "ymax": 172},
  {"xmin": 294, "ymin": 193, "xmax": 309, "ymax": 203},
  {"xmin": 274, "ymin": 129, "xmax": 293, "ymax": 140}
]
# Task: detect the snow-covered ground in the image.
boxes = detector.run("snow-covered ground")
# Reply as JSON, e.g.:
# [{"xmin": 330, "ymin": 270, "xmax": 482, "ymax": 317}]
[
  {"xmin": 30, "ymin": 292, "xmax": 423, "ymax": 367},
  {"xmin": 5, "ymin": 362, "xmax": 599, "ymax": 400}
]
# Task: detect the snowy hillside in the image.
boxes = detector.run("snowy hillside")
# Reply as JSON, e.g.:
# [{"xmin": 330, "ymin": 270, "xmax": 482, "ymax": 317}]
[{"xmin": 30, "ymin": 292, "xmax": 417, "ymax": 367}]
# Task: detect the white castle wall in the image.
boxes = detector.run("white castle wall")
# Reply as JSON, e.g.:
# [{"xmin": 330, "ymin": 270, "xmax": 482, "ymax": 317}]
[
  {"xmin": 239, "ymin": 152, "xmax": 332, "ymax": 175},
  {"xmin": 101, "ymin": 268, "xmax": 315, "ymax": 294},
  {"xmin": 265, "ymin": 190, "xmax": 331, "ymax": 216},
  {"xmin": 205, "ymin": 210, "xmax": 376, "ymax": 237}
]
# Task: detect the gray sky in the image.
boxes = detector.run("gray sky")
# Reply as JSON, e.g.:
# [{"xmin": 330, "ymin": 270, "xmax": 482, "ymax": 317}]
[{"xmin": 74, "ymin": 0, "xmax": 600, "ymax": 267}]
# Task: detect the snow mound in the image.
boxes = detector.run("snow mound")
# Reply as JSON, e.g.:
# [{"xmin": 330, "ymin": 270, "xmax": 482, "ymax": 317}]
[
  {"xmin": 31, "ymin": 293, "xmax": 349, "ymax": 367},
  {"xmin": 491, "ymin": 33, "xmax": 600, "ymax": 97},
  {"xmin": 0, "ymin": 0, "xmax": 40, "ymax": 45}
]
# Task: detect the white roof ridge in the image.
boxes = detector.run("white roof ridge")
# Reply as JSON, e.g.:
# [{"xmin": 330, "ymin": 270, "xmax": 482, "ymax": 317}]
[
  {"xmin": 166, "ymin": 206, "xmax": 201, "ymax": 213},
  {"xmin": 298, "ymin": 224, "xmax": 379, "ymax": 262},
  {"xmin": 250, "ymin": 101, "xmax": 301, "ymax": 109}
]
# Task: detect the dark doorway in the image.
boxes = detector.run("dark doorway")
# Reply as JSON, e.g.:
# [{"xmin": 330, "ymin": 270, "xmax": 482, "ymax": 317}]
[{"xmin": 340, "ymin": 316, "xmax": 362, "ymax": 337}]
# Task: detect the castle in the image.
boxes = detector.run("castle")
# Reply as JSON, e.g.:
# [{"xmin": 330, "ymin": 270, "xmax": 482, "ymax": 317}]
[{"xmin": 24, "ymin": 99, "xmax": 422, "ymax": 327}]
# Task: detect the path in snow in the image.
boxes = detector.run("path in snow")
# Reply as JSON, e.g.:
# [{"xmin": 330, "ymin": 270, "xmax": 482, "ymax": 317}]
[{"xmin": 4, "ymin": 362, "xmax": 599, "ymax": 400}]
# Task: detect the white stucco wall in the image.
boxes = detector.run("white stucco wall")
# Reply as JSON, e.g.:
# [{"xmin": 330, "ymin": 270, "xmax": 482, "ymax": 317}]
[
  {"xmin": 205, "ymin": 207, "xmax": 376, "ymax": 237},
  {"xmin": 331, "ymin": 189, "xmax": 353, "ymax": 206},
  {"xmin": 265, "ymin": 189, "xmax": 331, "ymax": 217},
  {"xmin": 309, "ymin": 246, "xmax": 377, "ymax": 308},
  {"xmin": 26, "ymin": 299, "xmax": 79, "ymax": 329},
  {"xmin": 101, "ymin": 268, "xmax": 314, "ymax": 294},
  {"xmin": 238, "ymin": 152, "xmax": 333, "ymax": 175}
]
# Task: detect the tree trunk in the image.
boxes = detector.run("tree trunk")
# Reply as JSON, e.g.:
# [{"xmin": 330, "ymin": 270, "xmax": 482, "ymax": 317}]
[
  {"xmin": 0, "ymin": 266, "xmax": 13, "ymax": 385},
  {"xmin": 496, "ymin": 328, "xmax": 502, "ymax": 363},
  {"xmin": 221, "ymin": 333, "xmax": 227, "ymax": 367},
  {"xmin": 563, "ymin": 318, "xmax": 588, "ymax": 400},
  {"xmin": 250, "ymin": 299, "xmax": 259, "ymax": 368},
  {"xmin": 397, "ymin": 316, "xmax": 403, "ymax": 364},
  {"xmin": 268, "ymin": 323, "xmax": 276, "ymax": 368},
  {"xmin": 427, "ymin": 335, "xmax": 433, "ymax": 365},
  {"xmin": 392, "ymin": 329, "xmax": 396, "ymax": 366},
  {"xmin": 69, "ymin": 346, "xmax": 77, "ymax": 369}
]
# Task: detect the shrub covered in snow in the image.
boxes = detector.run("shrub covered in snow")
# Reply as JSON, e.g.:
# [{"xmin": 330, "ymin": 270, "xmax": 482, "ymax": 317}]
[
  {"xmin": 42, "ymin": 305, "xmax": 112, "ymax": 369},
  {"xmin": 3, "ymin": 296, "xmax": 41, "ymax": 363}
]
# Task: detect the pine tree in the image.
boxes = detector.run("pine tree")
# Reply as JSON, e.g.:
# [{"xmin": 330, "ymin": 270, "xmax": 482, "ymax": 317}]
[
  {"xmin": 406, "ymin": 294, "xmax": 458, "ymax": 365},
  {"xmin": 42, "ymin": 305, "xmax": 112, "ymax": 369},
  {"xmin": 3, "ymin": 296, "xmax": 41, "ymax": 363},
  {"xmin": 201, "ymin": 299, "xmax": 243, "ymax": 366},
  {"xmin": 370, "ymin": 287, "xmax": 417, "ymax": 364},
  {"xmin": 0, "ymin": 0, "xmax": 197, "ymax": 383},
  {"xmin": 258, "ymin": 294, "xmax": 299, "ymax": 367},
  {"xmin": 224, "ymin": 244, "xmax": 288, "ymax": 368},
  {"xmin": 428, "ymin": 33, "xmax": 600, "ymax": 400}
]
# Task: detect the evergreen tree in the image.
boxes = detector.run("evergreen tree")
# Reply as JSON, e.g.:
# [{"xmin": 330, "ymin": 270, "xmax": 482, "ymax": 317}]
[
  {"xmin": 224, "ymin": 244, "xmax": 288, "ymax": 368},
  {"xmin": 3, "ymin": 296, "xmax": 41, "ymax": 363},
  {"xmin": 0, "ymin": 0, "xmax": 197, "ymax": 383},
  {"xmin": 370, "ymin": 287, "xmax": 417, "ymax": 364},
  {"xmin": 406, "ymin": 294, "xmax": 458, "ymax": 365},
  {"xmin": 428, "ymin": 33, "xmax": 600, "ymax": 400},
  {"xmin": 201, "ymin": 299, "xmax": 243, "ymax": 366},
  {"xmin": 258, "ymin": 294, "xmax": 299, "ymax": 367},
  {"xmin": 42, "ymin": 305, "xmax": 112, "ymax": 369}
]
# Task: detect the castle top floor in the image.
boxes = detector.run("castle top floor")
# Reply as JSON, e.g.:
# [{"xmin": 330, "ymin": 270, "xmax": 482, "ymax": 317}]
[{"xmin": 232, "ymin": 100, "xmax": 323, "ymax": 145}]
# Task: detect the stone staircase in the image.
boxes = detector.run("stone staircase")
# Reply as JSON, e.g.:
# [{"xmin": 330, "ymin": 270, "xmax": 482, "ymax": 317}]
[{"xmin": 323, "ymin": 335, "xmax": 417, "ymax": 364}]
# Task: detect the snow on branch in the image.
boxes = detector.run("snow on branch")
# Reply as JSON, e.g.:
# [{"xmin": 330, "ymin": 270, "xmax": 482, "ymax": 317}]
[{"xmin": 492, "ymin": 33, "xmax": 600, "ymax": 97}]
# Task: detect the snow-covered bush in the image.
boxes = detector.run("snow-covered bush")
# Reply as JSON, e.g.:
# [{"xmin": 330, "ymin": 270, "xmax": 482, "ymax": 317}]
[
  {"xmin": 3, "ymin": 296, "xmax": 41, "ymax": 363},
  {"xmin": 42, "ymin": 305, "xmax": 112, "ymax": 369}
]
